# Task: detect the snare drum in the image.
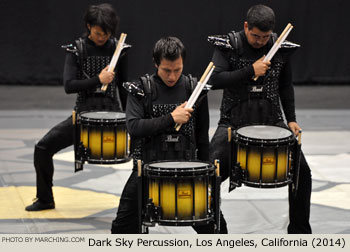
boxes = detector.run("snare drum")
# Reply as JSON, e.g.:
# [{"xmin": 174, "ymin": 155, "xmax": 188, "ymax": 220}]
[
  {"xmin": 232, "ymin": 125, "xmax": 295, "ymax": 188},
  {"xmin": 143, "ymin": 161, "xmax": 216, "ymax": 226},
  {"xmin": 75, "ymin": 111, "xmax": 129, "ymax": 165}
]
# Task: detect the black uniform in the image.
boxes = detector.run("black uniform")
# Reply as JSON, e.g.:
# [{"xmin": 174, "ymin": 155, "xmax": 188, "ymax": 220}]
[
  {"xmin": 208, "ymin": 30, "xmax": 312, "ymax": 233},
  {"xmin": 111, "ymin": 73, "xmax": 223, "ymax": 233},
  {"xmin": 32, "ymin": 36, "xmax": 129, "ymax": 204}
]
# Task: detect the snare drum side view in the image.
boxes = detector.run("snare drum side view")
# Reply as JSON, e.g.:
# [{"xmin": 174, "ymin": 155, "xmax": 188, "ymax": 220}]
[
  {"xmin": 139, "ymin": 161, "xmax": 220, "ymax": 232},
  {"xmin": 231, "ymin": 125, "xmax": 295, "ymax": 188},
  {"xmin": 74, "ymin": 111, "xmax": 130, "ymax": 171}
]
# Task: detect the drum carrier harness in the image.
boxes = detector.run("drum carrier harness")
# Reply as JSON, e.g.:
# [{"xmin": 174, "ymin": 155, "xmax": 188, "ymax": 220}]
[
  {"xmin": 131, "ymin": 74, "xmax": 198, "ymax": 166},
  {"xmin": 64, "ymin": 37, "xmax": 126, "ymax": 113},
  {"xmin": 209, "ymin": 31, "xmax": 288, "ymax": 128}
]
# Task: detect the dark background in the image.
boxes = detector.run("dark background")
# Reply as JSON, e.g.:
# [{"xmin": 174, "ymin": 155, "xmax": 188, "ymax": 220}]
[{"xmin": 1, "ymin": 0, "xmax": 349, "ymax": 85}]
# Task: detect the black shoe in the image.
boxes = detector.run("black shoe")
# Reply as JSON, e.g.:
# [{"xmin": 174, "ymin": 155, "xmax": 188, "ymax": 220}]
[{"xmin": 25, "ymin": 199, "xmax": 55, "ymax": 211}]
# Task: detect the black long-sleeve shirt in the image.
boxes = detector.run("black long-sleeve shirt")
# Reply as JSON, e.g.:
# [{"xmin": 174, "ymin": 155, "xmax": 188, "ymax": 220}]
[
  {"xmin": 63, "ymin": 36, "xmax": 129, "ymax": 109},
  {"xmin": 126, "ymin": 74, "xmax": 210, "ymax": 161},
  {"xmin": 210, "ymin": 30, "xmax": 296, "ymax": 123}
]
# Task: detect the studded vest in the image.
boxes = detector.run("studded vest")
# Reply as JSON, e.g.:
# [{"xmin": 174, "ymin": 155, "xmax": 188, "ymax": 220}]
[
  {"xmin": 128, "ymin": 75, "xmax": 197, "ymax": 166},
  {"xmin": 74, "ymin": 38, "xmax": 122, "ymax": 113},
  {"xmin": 209, "ymin": 31, "xmax": 289, "ymax": 128}
]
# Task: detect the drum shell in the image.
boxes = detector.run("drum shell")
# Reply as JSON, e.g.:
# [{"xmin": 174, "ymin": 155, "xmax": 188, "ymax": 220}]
[
  {"xmin": 76, "ymin": 111, "xmax": 129, "ymax": 164},
  {"xmin": 233, "ymin": 125, "xmax": 295, "ymax": 188},
  {"xmin": 144, "ymin": 161, "xmax": 215, "ymax": 225}
]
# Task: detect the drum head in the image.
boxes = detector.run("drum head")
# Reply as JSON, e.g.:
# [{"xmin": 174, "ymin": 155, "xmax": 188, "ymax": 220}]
[
  {"xmin": 237, "ymin": 125, "xmax": 292, "ymax": 140},
  {"xmin": 81, "ymin": 111, "xmax": 125, "ymax": 120},
  {"xmin": 148, "ymin": 161, "xmax": 208, "ymax": 169}
]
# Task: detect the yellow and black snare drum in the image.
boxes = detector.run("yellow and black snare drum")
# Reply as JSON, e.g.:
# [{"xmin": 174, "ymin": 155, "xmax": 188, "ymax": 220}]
[
  {"xmin": 143, "ymin": 161, "xmax": 218, "ymax": 226},
  {"xmin": 75, "ymin": 111, "xmax": 129, "ymax": 169},
  {"xmin": 232, "ymin": 125, "xmax": 295, "ymax": 188}
]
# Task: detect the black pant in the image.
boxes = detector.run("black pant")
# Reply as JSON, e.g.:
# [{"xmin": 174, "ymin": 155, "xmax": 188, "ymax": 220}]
[
  {"xmin": 209, "ymin": 125, "xmax": 312, "ymax": 234},
  {"xmin": 111, "ymin": 171, "xmax": 228, "ymax": 234},
  {"xmin": 34, "ymin": 116, "xmax": 74, "ymax": 203}
]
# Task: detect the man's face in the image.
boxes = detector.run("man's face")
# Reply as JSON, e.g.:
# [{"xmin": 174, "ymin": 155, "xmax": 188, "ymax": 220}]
[
  {"xmin": 244, "ymin": 22, "xmax": 272, "ymax": 49},
  {"xmin": 156, "ymin": 57, "xmax": 183, "ymax": 87},
  {"xmin": 87, "ymin": 25, "xmax": 111, "ymax": 47}
]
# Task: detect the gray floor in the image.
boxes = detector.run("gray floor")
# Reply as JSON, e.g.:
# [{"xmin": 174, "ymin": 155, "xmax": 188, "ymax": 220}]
[{"xmin": 0, "ymin": 85, "xmax": 349, "ymax": 234}]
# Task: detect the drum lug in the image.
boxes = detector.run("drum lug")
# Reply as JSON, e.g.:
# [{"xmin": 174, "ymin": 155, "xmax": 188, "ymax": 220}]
[
  {"xmin": 77, "ymin": 142, "xmax": 90, "ymax": 161},
  {"xmin": 229, "ymin": 162, "xmax": 242, "ymax": 192},
  {"xmin": 143, "ymin": 199, "xmax": 161, "ymax": 226},
  {"xmin": 74, "ymin": 160, "xmax": 84, "ymax": 172}
]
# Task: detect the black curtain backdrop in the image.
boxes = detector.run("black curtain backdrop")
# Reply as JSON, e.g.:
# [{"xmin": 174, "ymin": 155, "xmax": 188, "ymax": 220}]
[{"xmin": 0, "ymin": 0, "xmax": 349, "ymax": 85}]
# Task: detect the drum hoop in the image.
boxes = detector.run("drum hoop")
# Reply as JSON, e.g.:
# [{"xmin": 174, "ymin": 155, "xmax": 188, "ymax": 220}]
[
  {"xmin": 233, "ymin": 129, "xmax": 295, "ymax": 146},
  {"xmin": 233, "ymin": 134, "xmax": 295, "ymax": 146},
  {"xmin": 233, "ymin": 125, "xmax": 295, "ymax": 144},
  {"xmin": 144, "ymin": 160, "xmax": 215, "ymax": 176},
  {"xmin": 153, "ymin": 215, "xmax": 215, "ymax": 226},
  {"xmin": 86, "ymin": 157, "xmax": 131, "ymax": 164},
  {"xmin": 79, "ymin": 111, "xmax": 126, "ymax": 124},
  {"xmin": 145, "ymin": 172, "xmax": 213, "ymax": 179},
  {"xmin": 241, "ymin": 177, "xmax": 293, "ymax": 188}
]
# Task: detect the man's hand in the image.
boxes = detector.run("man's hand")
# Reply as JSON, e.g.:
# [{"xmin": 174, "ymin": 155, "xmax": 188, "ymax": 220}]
[
  {"xmin": 288, "ymin": 121, "xmax": 301, "ymax": 136},
  {"xmin": 98, "ymin": 65, "xmax": 115, "ymax": 85},
  {"xmin": 171, "ymin": 102, "xmax": 193, "ymax": 124},
  {"xmin": 252, "ymin": 55, "xmax": 271, "ymax": 77}
]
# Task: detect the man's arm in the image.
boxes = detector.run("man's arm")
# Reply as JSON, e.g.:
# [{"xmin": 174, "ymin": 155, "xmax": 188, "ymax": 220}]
[
  {"xmin": 279, "ymin": 60, "xmax": 302, "ymax": 135},
  {"xmin": 209, "ymin": 48, "xmax": 255, "ymax": 90},
  {"xmin": 195, "ymin": 95, "xmax": 210, "ymax": 161},
  {"xmin": 126, "ymin": 93, "xmax": 174, "ymax": 138},
  {"xmin": 116, "ymin": 53, "xmax": 129, "ymax": 110},
  {"xmin": 279, "ymin": 60, "xmax": 296, "ymax": 123},
  {"xmin": 63, "ymin": 53, "xmax": 100, "ymax": 94}
]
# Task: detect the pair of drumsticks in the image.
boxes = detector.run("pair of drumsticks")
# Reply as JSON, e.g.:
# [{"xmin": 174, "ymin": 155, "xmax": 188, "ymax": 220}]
[{"xmin": 101, "ymin": 33, "xmax": 127, "ymax": 91}]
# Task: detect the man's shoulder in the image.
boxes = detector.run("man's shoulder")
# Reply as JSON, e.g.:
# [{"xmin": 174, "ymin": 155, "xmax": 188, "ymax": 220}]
[
  {"xmin": 207, "ymin": 33, "xmax": 233, "ymax": 50},
  {"xmin": 123, "ymin": 79, "xmax": 145, "ymax": 98},
  {"xmin": 61, "ymin": 36, "xmax": 85, "ymax": 54},
  {"xmin": 208, "ymin": 30, "xmax": 245, "ymax": 48}
]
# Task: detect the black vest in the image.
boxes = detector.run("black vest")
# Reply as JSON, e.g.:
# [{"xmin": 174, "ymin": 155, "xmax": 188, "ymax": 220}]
[
  {"xmin": 131, "ymin": 74, "xmax": 198, "ymax": 166},
  {"xmin": 74, "ymin": 37, "xmax": 122, "ymax": 113},
  {"xmin": 211, "ymin": 31, "xmax": 285, "ymax": 128}
]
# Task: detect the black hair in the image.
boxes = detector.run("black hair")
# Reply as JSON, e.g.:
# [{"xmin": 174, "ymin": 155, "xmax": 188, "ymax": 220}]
[
  {"xmin": 246, "ymin": 4, "xmax": 275, "ymax": 32},
  {"xmin": 84, "ymin": 3, "xmax": 119, "ymax": 36},
  {"xmin": 152, "ymin": 37, "xmax": 186, "ymax": 65}
]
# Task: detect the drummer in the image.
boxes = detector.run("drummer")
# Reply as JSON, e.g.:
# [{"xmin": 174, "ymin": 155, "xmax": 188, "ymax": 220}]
[
  {"xmin": 111, "ymin": 37, "xmax": 226, "ymax": 233},
  {"xmin": 207, "ymin": 4, "xmax": 312, "ymax": 233},
  {"xmin": 25, "ymin": 3, "xmax": 130, "ymax": 211}
]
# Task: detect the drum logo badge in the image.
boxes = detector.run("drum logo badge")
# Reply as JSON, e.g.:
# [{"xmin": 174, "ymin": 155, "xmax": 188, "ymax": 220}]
[
  {"xmin": 263, "ymin": 156, "xmax": 275, "ymax": 165},
  {"xmin": 250, "ymin": 85, "xmax": 263, "ymax": 92},
  {"xmin": 178, "ymin": 190, "xmax": 192, "ymax": 198},
  {"xmin": 103, "ymin": 136, "xmax": 115, "ymax": 143},
  {"xmin": 165, "ymin": 135, "xmax": 180, "ymax": 143}
]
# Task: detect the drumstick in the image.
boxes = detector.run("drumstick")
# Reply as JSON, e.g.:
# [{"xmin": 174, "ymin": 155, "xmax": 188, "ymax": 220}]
[
  {"xmin": 187, "ymin": 66, "xmax": 215, "ymax": 109},
  {"xmin": 298, "ymin": 129, "xmax": 302, "ymax": 145},
  {"xmin": 187, "ymin": 62, "xmax": 214, "ymax": 107},
  {"xmin": 214, "ymin": 159, "xmax": 220, "ymax": 176},
  {"xmin": 174, "ymin": 62, "xmax": 215, "ymax": 131},
  {"xmin": 253, "ymin": 23, "xmax": 293, "ymax": 81},
  {"xmin": 227, "ymin": 127, "xmax": 232, "ymax": 142},
  {"xmin": 137, "ymin": 159, "xmax": 142, "ymax": 177},
  {"xmin": 101, "ymin": 33, "xmax": 127, "ymax": 91},
  {"xmin": 72, "ymin": 110, "xmax": 76, "ymax": 125}
]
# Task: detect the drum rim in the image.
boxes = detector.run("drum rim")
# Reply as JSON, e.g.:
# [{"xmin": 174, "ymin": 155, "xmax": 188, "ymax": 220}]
[
  {"xmin": 79, "ymin": 111, "xmax": 126, "ymax": 123},
  {"xmin": 144, "ymin": 160, "xmax": 215, "ymax": 176},
  {"xmin": 241, "ymin": 177, "xmax": 293, "ymax": 188},
  {"xmin": 233, "ymin": 124, "xmax": 295, "ymax": 144},
  {"xmin": 145, "ymin": 160, "xmax": 214, "ymax": 169},
  {"xmin": 149, "ymin": 215, "xmax": 215, "ymax": 226}
]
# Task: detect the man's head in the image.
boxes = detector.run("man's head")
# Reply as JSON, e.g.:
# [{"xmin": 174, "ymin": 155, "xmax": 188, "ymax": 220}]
[
  {"xmin": 244, "ymin": 4, "xmax": 275, "ymax": 49},
  {"xmin": 84, "ymin": 3, "xmax": 119, "ymax": 46},
  {"xmin": 153, "ymin": 37, "xmax": 186, "ymax": 87}
]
